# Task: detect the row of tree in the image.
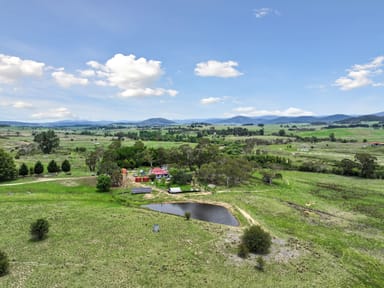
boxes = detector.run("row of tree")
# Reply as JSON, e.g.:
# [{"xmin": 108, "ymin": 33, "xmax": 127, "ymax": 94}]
[{"xmin": 18, "ymin": 160, "xmax": 71, "ymax": 177}]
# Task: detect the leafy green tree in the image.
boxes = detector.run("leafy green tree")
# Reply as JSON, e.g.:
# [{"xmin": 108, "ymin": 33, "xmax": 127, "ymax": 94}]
[
  {"xmin": 33, "ymin": 129, "xmax": 60, "ymax": 154},
  {"xmin": 339, "ymin": 159, "xmax": 359, "ymax": 176},
  {"xmin": 355, "ymin": 153, "xmax": 377, "ymax": 178},
  {"xmin": 170, "ymin": 168, "xmax": 193, "ymax": 185},
  {"xmin": 86, "ymin": 149, "xmax": 103, "ymax": 172},
  {"xmin": 19, "ymin": 163, "xmax": 29, "ymax": 177},
  {"xmin": 0, "ymin": 250, "xmax": 9, "ymax": 276},
  {"xmin": 329, "ymin": 132, "xmax": 336, "ymax": 142},
  {"xmin": 34, "ymin": 161, "xmax": 44, "ymax": 175},
  {"xmin": 241, "ymin": 225, "xmax": 272, "ymax": 254},
  {"xmin": 61, "ymin": 159, "xmax": 71, "ymax": 173},
  {"xmin": 96, "ymin": 174, "xmax": 112, "ymax": 192},
  {"xmin": 47, "ymin": 160, "xmax": 60, "ymax": 173},
  {"xmin": 0, "ymin": 149, "xmax": 17, "ymax": 182},
  {"xmin": 278, "ymin": 129, "xmax": 286, "ymax": 136},
  {"xmin": 30, "ymin": 218, "xmax": 50, "ymax": 240}
]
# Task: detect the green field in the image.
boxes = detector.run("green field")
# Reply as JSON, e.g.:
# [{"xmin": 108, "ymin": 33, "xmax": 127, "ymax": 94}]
[
  {"xmin": 0, "ymin": 125, "xmax": 383, "ymax": 287},
  {"xmin": 1, "ymin": 171, "xmax": 383, "ymax": 287}
]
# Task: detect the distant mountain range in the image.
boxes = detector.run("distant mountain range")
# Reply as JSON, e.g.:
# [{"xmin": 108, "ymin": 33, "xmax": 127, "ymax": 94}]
[{"xmin": 1, "ymin": 112, "xmax": 384, "ymax": 127}]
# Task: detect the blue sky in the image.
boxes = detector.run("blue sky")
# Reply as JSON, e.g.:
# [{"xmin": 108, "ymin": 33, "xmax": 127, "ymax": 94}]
[{"xmin": 0, "ymin": 0, "xmax": 383, "ymax": 121}]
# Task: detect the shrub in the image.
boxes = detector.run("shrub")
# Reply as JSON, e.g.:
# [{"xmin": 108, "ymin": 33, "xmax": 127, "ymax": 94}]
[
  {"xmin": 61, "ymin": 159, "xmax": 71, "ymax": 173},
  {"xmin": 19, "ymin": 163, "xmax": 29, "ymax": 177},
  {"xmin": 237, "ymin": 243, "xmax": 249, "ymax": 259},
  {"xmin": 241, "ymin": 225, "xmax": 272, "ymax": 254},
  {"xmin": 34, "ymin": 161, "xmax": 44, "ymax": 175},
  {"xmin": 0, "ymin": 250, "xmax": 9, "ymax": 277},
  {"xmin": 184, "ymin": 211, "xmax": 191, "ymax": 220},
  {"xmin": 47, "ymin": 160, "xmax": 60, "ymax": 173},
  {"xmin": 256, "ymin": 256, "xmax": 266, "ymax": 271},
  {"xmin": 30, "ymin": 218, "xmax": 50, "ymax": 240},
  {"xmin": 97, "ymin": 174, "xmax": 111, "ymax": 192}
]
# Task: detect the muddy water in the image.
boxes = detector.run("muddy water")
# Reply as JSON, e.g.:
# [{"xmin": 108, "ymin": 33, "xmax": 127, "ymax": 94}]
[{"xmin": 143, "ymin": 202, "xmax": 239, "ymax": 226}]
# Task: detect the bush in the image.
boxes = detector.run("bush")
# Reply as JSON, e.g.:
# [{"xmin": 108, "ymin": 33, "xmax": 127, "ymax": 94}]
[
  {"xmin": 241, "ymin": 225, "xmax": 272, "ymax": 254},
  {"xmin": 19, "ymin": 163, "xmax": 29, "ymax": 177},
  {"xmin": 96, "ymin": 174, "xmax": 111, "ymax": 192},
  {"xmin": 0, "ymin": 149, "xmax": 17, "ymax": 182},
  {"xmin": 0, "ymin": 250, "xmax": 9, "ymax": 277},
  {"xmin": 34, "ymin": 161, "xmax": 44, "ymax": 175},
  {"xmin": 256, "ymin": 256, "xmax": 266, "ymax": 271},
  {"xmin": 61, "ymin": 159, "xmax": 71, "ymax": 173},
  {"xmin": 30, "ymin": 218, "xmax": 50, "ymax": 240},
  {"xmin": 237, "ymin": 243, "xmax": 249, "ymax": 258},
  {"xmin": 184, "ymin": 211, "xmax": 191, "ymax": 220},
  {"xmin": 47, "ymin": 160, "xmax": 60, "ymax": 173}
]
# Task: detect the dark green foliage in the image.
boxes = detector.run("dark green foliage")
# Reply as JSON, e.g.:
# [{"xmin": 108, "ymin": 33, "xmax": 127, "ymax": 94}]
[
  {"xmin": 170, "ymin": 168, "xmax": 192, "ymax": 185},
  {"xmin": 0, "ymin": 250, "xmax": 9, "ymax": 277},
  {"xmin": 97, "ymin": 174, "xmax": 112, "ymax": 192},
  {"xmin": 34, "ymin": 161, "xmax": 44, "ymax": 175},
  {"xmin": 355, "ymin": 153, "xmax": 377, "ymax": 178},
  {"xmin": 261, "ymin": 169, "xmax": 283, "ymax": 185},
  {"xmin": 339, "ymin": 159, "xmax": 359, "ymax": 176},
  {"xmin": 184, "ymin": 211, "xmax": 191, "ymax": 220},
  {"xmin": 148, "ymin": 174, "xmax": 156, "ymax": 182},
  {"xmin": 30, "ymin": 218, "xmax": 50, "ymax": 240},
  {"xmin": 47, "ymin": 160, "xmax": 60, "ymax": 173},
  {"xmin": 237, "ymin": 243, "xmax": 249, "ymax": 259},
  {"xmin": 197, "ymin": 156, "xmax": 252, "ymax": 187},
  {"xmin": 256, "ymin": 256, "xmax": 266, "ymax": 271},
  {"xmin": 85, "ymin": 149, "xmax": 103, "ymax": 172},
  {"xmin": 61, "ymin": 159, "xmax": 71, "ymax": 173},
  {"xmin": 0, "ymin": 149, "xmax": 17, "ymax": 182},
  {"xmin": 33, "ymin": 129, "xmax": 60, "ymax": 153},
  {"xmin": 241, "ymin": 225, "xmax": 272, "ymax": 254},
  {"xmin": 19, "ymin": 163, "xmax": 29, "ymax": 177}
]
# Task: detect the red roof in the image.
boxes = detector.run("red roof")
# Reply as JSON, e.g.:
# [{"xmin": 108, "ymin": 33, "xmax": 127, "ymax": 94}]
[{"xmin": 150, "ymin": 167, "xmax": 168, "ymax": 175}]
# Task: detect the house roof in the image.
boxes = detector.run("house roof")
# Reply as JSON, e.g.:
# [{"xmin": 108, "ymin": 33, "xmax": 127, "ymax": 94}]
[{"xmin": 150, "ymin": 167, "xmax": 168, "ymax": 175}]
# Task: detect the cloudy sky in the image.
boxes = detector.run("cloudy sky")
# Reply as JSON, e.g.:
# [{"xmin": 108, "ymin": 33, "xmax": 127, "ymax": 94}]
[{"xmin": 0, "ymin": 0, "xmax": 383, "ymax": 121}]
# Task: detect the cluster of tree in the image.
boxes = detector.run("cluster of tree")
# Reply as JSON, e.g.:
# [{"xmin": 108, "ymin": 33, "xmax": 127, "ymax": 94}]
[
  {"xmin": 197, "ymin": 156, "xmax": 253, "ymax": 187},
  {"xmin": 294, "ymin": 135, "xmax": 358, "ymax": 144},
  {"xmin": 247, "ymin": 154, "xmax": 292, "ymax": 169},
  {"xmin": 335, "ymin": 153, "xmax": 381, "ymax": 178}
]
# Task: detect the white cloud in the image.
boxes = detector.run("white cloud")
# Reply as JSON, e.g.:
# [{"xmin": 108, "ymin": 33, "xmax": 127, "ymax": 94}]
[
  {"xmin": 334, "ymin": 56, "xmax": 384, "ymax": 90},
  {"xmin": 0, "ymin": 100, "xmax": 34, "ymax": 109},
  {"xmin": 31, "ymin": 107, "xmax": 76, "ymax": 120},
  {"xmin": 85, "ymin": 53, "xmax": 178, "ymax": 98},
  {"xmin": 194, "ymin": 60, "xmax": 243, "ymax": 78},
  {"xmin": 52, "ymin": 69, "xmax": 89, "ymax": 88},
  {"xmin": 200, "ymin": 97, "xmax": 223, "ymax": 105},
  {"xmin": 230, "ymin": 106, "xmax": 314, "ymax": 117},
  {"xmin": 120, "ymin": 88, "xmax": 178, "ymax": 98},
  {"xmin": 0, "ymin": 54, "xmax": 45, "ymax": 83},
  {"xmin": 254, "ymin": 8, "xmax": 280, "ymax": 18},
  {"xmin": 12, "ymin": 101, "xmax": 34, "ymax": 109}
]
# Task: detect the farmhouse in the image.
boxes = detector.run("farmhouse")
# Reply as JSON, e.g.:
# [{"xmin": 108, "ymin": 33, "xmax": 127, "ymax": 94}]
[{"xmin": 150, "ymin": 167, "xmax": 169, "ymax": 179}]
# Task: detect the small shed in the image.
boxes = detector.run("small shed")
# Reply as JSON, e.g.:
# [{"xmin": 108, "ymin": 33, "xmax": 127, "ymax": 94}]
[
  {"xmin": 131, "ymin": 187, "xmax": 152, "ymax": 194},
  {"xmin": 168, "ymin": 187, "xmax": 182, "ymax": 194}
]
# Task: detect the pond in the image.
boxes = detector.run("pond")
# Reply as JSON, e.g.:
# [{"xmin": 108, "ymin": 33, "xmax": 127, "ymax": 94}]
[{"xmin": 143, "ymin": 202, "xmax": 239, "ymax": 226}]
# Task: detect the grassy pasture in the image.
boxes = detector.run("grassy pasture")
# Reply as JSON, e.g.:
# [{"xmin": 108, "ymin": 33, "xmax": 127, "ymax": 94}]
[
  {"xmin": 1, "ymin": 125, "xmax": 383, "ymax": 287},
  {"xmin": 1, "ymin": 170, "xmax": 383, "ymax": 287}
]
